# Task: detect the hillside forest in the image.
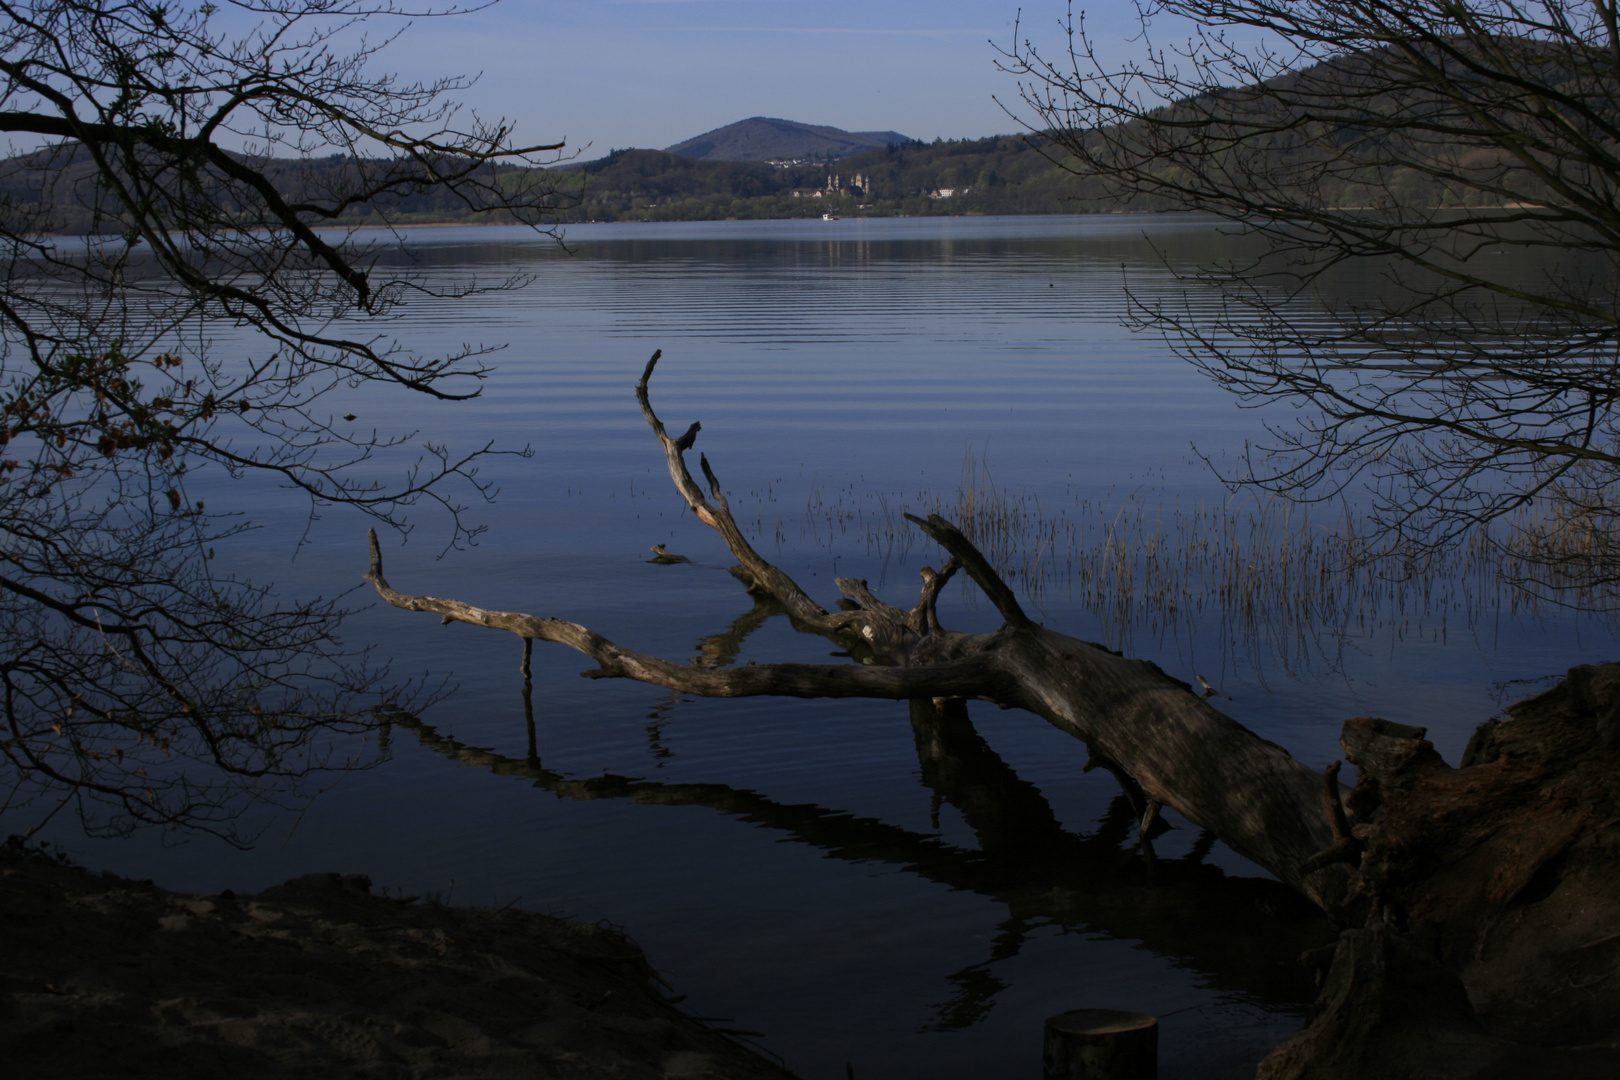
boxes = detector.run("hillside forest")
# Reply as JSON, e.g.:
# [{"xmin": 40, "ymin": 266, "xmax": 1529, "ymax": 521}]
[{"xmin": 1, "ymin": 120, "xmax": 1532, "ymax": 231}]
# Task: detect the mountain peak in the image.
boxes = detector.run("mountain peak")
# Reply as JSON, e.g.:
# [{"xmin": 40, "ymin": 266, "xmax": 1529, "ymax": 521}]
[{"xmin": 663, "ymin": 117, "xmax": 914, "ymax": 162}]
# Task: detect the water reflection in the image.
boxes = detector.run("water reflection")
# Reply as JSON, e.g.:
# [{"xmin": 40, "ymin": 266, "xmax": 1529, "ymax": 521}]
[
  {"xmin": 389, "ymin": 619, "xmax": 1331, "ymax": 1031},
  {"xmin": 40, "ymin": 215, "xmax": 1611, "ymax": 1080}
]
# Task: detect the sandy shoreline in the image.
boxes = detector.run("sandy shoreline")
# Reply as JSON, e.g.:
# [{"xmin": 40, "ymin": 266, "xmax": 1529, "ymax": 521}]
[{"xmin": 0, "ymin": 845, "xmax": 800, "ymax": 1079}]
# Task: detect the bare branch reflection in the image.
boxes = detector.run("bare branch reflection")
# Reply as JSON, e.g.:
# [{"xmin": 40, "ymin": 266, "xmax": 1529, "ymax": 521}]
[{"xmin": 392, "ymin": 673, "xmax": 1331, "ymax": 1029}]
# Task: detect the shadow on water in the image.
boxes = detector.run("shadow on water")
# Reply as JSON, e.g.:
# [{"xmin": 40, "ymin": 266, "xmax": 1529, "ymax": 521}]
[{"xmin": 386, "ymin": 602, "xmax": 1333, "ymax": 1034}]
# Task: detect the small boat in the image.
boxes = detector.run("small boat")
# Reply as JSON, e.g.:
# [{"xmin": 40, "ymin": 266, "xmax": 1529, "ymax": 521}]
[{"xmin": 822, "ymin": 212, "xmax": 839, "ymax": 221}]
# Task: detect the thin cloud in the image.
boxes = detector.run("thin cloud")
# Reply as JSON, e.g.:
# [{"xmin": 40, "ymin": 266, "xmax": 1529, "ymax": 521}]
[{"xmin": 668, "ymin": 26, "xmax": 993, "ymax": 36}]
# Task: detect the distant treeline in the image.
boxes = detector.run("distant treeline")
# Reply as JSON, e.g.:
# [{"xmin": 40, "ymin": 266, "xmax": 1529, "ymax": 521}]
[
  {"xmin": 0, "ymin": 143, "xmax": 573, "ymax": 234},
  {"xmin": 547, "ymin": 135, "xmax": 1138, "ymax": 221},
  {"xmin": 543, "ymin": 107, "xmax": 1546, "ymax": 222},
  {"xmin": 0, "ymin": 135, "xmax": 1151, "ymax": 233},
  {"xmin": 0, "ymin": 124, "xmax": 1524, "ymax": 233}
]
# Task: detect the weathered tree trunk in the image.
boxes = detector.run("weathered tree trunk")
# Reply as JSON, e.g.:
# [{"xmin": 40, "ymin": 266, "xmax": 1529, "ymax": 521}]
[
  {"xmin": 367, "ymin": 354, "xmax": 1620, "ymax": 1075},
  {"xmin": 1044, "ymin": 1008, "xmax": 1158, "ymax": 1080},
  {"xmin": 1258, "ymin": 670, "xmax": 1620, "ymax": 1078}
]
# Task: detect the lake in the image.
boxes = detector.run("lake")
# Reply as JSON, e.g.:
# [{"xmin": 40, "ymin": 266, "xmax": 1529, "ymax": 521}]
[{"xmin": 28, "ymin": 215, "xmax": 1620, "ymax": 1079}]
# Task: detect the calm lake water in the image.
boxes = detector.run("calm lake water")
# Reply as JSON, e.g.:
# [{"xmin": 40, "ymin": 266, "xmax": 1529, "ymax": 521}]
[{"xmin": 30, "ymin": 215, "xmax": 1620, "ymax": 1079}]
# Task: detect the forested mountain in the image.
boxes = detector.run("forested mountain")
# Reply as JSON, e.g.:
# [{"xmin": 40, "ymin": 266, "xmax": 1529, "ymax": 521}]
[{"xmin": 661, "ymin": 117, "xmax": 912, "ymax": 162}]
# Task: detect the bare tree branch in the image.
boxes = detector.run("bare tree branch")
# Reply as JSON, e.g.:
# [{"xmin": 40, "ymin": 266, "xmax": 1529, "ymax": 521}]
[
  {"xmin": 364, "ymin": 528, "xmax": 1003, "ymax": 701},
  {"xmin": 999, "ymin": 1, "xmax": 1620, "ymax": 586},
  {"xmin": 905, "ymin": 512, "xmax": 1034, "ymax": 630},
  {"xmin": 0, "ymin": 0, "xmax": 569, "ymax": 839}
]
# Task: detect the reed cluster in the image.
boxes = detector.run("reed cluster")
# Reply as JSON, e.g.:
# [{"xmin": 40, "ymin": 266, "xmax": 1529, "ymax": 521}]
[{"xmin": 743, "ymin": 447, "xmax": 1619, "ymax": 676}]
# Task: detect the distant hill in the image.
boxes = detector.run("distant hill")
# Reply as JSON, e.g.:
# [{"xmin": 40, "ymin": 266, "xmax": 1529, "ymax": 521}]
[
  {"xmin": 552, "ymin": 136, "xmax": 1118, "ymax": 222},
  {"xmin": 662, "ymin": 117, "xmax": 914, "ymax": 162},
  {"xmin": 3, "ymin": 48, "xmax": 1520, "ymax": 234}
]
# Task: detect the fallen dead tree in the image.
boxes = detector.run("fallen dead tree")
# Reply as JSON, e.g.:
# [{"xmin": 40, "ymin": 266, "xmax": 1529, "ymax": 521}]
[{"xmin": 367, "ymin": 354, "xmax": 1620, "ymax": 1078}]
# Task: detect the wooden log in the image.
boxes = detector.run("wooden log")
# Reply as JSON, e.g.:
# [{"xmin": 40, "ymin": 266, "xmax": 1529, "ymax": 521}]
[{"xmin": 1043, "ymin": 1008, "xmax": 1158, "ymax": 1080}]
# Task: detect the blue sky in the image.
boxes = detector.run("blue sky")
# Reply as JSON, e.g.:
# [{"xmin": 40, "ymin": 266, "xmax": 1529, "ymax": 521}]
[{"xmin": 372, "ymin": 1, "xmax": 1162, "ymax": 159}]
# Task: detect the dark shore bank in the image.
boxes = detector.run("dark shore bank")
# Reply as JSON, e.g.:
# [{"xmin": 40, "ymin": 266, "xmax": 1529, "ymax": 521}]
[{"xmin": 0, "ymin": 846, "xmax": 800, "ymax": 1079}]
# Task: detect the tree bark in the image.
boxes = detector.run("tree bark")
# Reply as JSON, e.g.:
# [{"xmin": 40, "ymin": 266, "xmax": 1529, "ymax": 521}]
[
  {"xmin": 1043, "ymin": 1008, "xmax": 1158, "ymax": 1080},
  {"xmin": 1257, "ymin": 667, "xmax": 1620, "ymax": 1078}
]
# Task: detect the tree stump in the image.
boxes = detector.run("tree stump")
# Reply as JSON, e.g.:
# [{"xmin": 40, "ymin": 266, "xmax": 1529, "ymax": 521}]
[{"xmin": 1043, "ymin": 1008, "xmax": 1158, "ymax": 1080}]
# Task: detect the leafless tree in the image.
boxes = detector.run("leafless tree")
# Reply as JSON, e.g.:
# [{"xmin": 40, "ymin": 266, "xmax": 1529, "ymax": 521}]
[
  {"xmin": 0, "ymin": 0, "xmax": 573, "ymax": 840},
  {"xmin": 1000, "ymin": 0, "xmax": 1620, "ymax": 597}
]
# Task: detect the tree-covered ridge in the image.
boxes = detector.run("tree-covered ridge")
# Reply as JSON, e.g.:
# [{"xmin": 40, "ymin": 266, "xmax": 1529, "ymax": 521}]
[
  {"xmin": 0, "ymin": 142, "xmax": 570, "ymax": 233},
  {"xmin": 552, "ymin": 136, "xmax": 1123, "ymax": 221},
  {"xmin": 0, "ymin": 134, "xmax": 1109, "ymax": 229},
  {"xmin": 661, "ymin": 116, "xmax": 912, "ymax": 162},
  {"xmin": 547, "ymin": 37, "xmax": 1601, "ymax": 223},
  {"xmin": 2, "ymin": 53, "xmax": 1559, "ymax": 234}
]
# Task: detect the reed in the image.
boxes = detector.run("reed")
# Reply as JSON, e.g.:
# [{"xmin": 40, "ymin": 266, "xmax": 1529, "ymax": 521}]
[{"xmin": 741, "ymin": 445, "xmax": 1614, "ymax": 677}]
